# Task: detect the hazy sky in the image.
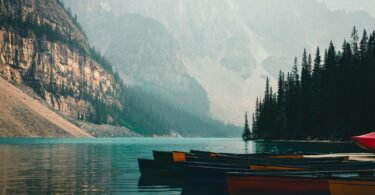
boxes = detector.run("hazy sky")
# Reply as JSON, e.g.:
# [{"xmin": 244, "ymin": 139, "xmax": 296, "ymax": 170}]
[{"xmin": 317, "ymin": 0, "xmax": 375, "ymax": 18}]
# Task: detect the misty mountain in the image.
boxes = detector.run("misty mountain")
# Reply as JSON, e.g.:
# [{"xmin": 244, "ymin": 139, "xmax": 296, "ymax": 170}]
[
  {"xmin": 317, "ymin": 0, "xmax": 375, "ymax": 18},
  {"xmin": 62, "ymin": 3, "xmax": 210, "ymax": 117},
  {"xmin": 104, "ymin": 13, "xmax": 210, "ymax": 116},
  {"xmin": 63, "ymin": 0, "xmax": 375, "ymax": 125}
]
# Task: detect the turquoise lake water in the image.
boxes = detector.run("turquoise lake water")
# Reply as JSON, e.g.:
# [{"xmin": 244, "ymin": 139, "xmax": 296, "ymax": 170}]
[{"xmin": 0, "ymin": 138, "xmax": 363, "ymax": 194}]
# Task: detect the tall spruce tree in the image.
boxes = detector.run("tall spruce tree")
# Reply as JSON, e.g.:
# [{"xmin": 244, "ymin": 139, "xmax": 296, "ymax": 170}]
[
  {"xmin": 311, "ymin": 47, "xmax": 322, "ymax": 137},
  {"xmin": 276, "ymin": 71, "xmax": 287, "ymax": 137},
  {"xmin": 242, "ymin": 112, "xmax": 252, "ymax": 141},
  {"xmin": 351, "ymin": 27, "xmax": 360, "ymax": 59},
  {"xmin": 301, "ymin": 49, "xmax": 313, "ymax": 137}
]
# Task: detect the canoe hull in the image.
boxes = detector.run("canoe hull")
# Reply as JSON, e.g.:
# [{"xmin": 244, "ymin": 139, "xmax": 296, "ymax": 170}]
[
  {"xmin": 138, "ymin": 158, "xmax": 183, "ymax": 177},
  {"xmin": 138, "ymin": 159, "xmax": 251, "ymax": 177},
  {"xmin": 154, "ymin": 151, "xmax": 348, "ymax": 164},
  {"xmin": 227, "ymin": 175, "xmax": 329, "ymax": 195},
  {"xmin": 352, "ymin": 135, "xmax": 375, "ymax": 152},
  {"xmin": 183, "ymin": 166, "xmax": 251, "ymax": 185},
  {"xmin": 329, "ymin": 179, "xmax": 375, "ymax": 195}
]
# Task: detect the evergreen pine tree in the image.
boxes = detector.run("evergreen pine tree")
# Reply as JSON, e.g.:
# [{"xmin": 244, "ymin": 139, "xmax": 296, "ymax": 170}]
[
  {"xmin": 300, "ymin": 49, "xmax": 313, "ymax": 136},
  {"xmin": 242, "ymin": 112, "xmax": 252, "ymax": 141},
  {"xmin": 252, "ymin": 113, "xmax": 257, "ymax": 138},
  {"xmin": 360, "ymin": 30, "xmax": 369, "ymax": 60},
  {"xmin": 311, "ymin": 47, "xmax": 322, "ymax": 137},
  {"xmin": 351, "ymin": 27, "xmax": 360, "ymax": 59},
  {"xmin": 276, "ymin": 71, "xmax": 287, "ymax": 137}
]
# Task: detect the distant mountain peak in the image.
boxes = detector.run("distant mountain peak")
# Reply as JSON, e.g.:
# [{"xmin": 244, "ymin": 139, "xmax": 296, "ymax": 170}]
[{"xmin": 63, "ymin": 0, "xmax": 375, "ymax": 125}]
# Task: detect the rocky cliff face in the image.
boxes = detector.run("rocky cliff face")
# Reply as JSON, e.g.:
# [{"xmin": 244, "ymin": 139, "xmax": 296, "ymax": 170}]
[{"xmin": 0, "ymin": 0, "xmax": 121, "ymax": 123}]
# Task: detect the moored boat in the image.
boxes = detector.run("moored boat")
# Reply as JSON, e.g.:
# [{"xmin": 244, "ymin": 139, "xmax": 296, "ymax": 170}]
[
  {"xmin": 181, "ymin": 163, "xmax": 375, "ymax": 186},
  {"xmin": 139, "ymin": 150, "xmax": 375, "ymax": 195},
  {"xmin": 138, "ymin": 157, "xmax": 371, "ymax": 178},
  {"xmin": 329, "ymin": 176, "xmax": 375, "ymax": 195},
  {"xmin": 153, "ymin": 151, "xmax": 190, "ymax": 162},
  {"xmin": 138, "ymin": 158, "xmax": 253, "ymax": 177},
  {"xmin": 189, "ymin": 150, "xmax": 302, "ymax": 158},
  {"xmin": 352, "ymin": 132, "xmax": 375, "ymax": 152},
  {"xmin": 138, "ymin": 158, "xmax": 182, "ymax": 177},
  {"xmin": 140, "ymin": 151, "xmax": 374, "ymax": 178},
  {"xmin": 182, "ymin": 165, "xmax": 252, "ymax": 186},
  {"xmin": 227, "ymin": 174, "xmax": 329, "ymax": 195},
  {"xmin": 153, "ymin": 150, "xmax": 349, "ymax": 164},
  {"xmin": 226, "ymin": 170, "xmax": 375, "ymax": 195}
]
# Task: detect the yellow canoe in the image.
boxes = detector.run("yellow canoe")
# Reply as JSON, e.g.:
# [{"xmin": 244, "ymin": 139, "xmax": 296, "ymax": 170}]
[{"xmin": 329, "ymin": 178, "xmax": 375, "ymax": 195}]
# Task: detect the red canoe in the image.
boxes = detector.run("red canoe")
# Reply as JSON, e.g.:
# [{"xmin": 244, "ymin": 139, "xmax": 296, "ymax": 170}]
[
  {"xmin": 227, "ymin": 173, "xmax": 329, "ymax": 195},
  {"xmin": 352, "ymin": 132, "xmax": 375, "ymax": 152}
]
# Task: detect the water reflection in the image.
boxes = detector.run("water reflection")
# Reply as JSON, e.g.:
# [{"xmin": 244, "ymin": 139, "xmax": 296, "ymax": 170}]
[
  {"xmin": 244, "ymin": 141, "xmax": 249, "ymax": 153},
  {"xmin": 0, "ymin": 138, "xmax": 362, "ymax": 194},
  {"xmin": 243, "ymin": 141, "xmax": 256, "ymax": 154},
  {"xmin": 0, "ymin": 138, "xmax": 252, "ymax": 194},
  {"xmin": 0, "ymin": 144, "xmax": 114, "ymax": 194},
  {"xmin": 138, "ymin": 176, "xmax": 228, "ymax": 195}
]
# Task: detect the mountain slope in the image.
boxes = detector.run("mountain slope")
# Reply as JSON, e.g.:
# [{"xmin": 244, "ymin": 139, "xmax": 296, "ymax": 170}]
[
  {"xmin": 66, "ymin": 10, "xmax": 211, "ymax": 117},
  {"xmin": 0, "ymin": 0, "xmax": 123, "ymax": 128},
  {"xmin": 0, "ymin": 77, "xmax": 91, "ymax": 137},
  {"xmin": 0, "ymin": 0, "xmax": 238, "ymax": 137},
  {"xmin": 104, "ymin": 14, "xmax": 209, "ymax": 116},
  {"xmin": 64, "ymin": 0, "xmax": 375, "ymax": 125}
]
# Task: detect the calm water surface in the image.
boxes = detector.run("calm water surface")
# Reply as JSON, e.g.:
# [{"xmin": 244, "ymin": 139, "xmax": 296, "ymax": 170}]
[{"xmin": 0, "ymin": 138, "xmax": 363, "ymax": 195}]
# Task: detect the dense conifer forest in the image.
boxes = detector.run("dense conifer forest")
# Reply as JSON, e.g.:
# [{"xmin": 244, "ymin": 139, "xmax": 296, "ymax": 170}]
[
  {"xmin": 86, "ymin": 84, "xmax": 241, "ymax": 137},
  {"xmin": 252, "ymin": 27, "xmax": 375, "ymax": 140},
  {"xmin": 119, "ymin": 87, "xmax": 240, "ymax": 137}
]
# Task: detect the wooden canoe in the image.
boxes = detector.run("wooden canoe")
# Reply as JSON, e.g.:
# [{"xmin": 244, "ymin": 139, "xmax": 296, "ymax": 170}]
[
  {"xmin": 155, "ymin": 150, "xmax": 321, "ymax": 160},
  {"xmin": 139, "ymin": 157, "xmax": 375, "ymax": 178},
  {"xmin": 152, "ymin": 151, "xmax": 349, "ymax": 165},
  {"xmin": 138, "ymin": 175, "xmax": 182, "ymax": 187},
  {"xmin": 138, "ymin": 158, "xmax": 307, "ymax": 178},
  {"xmin": 138, "ymin": 158, "xmax": 182, "ymax": 177},
  {"xmin": 153, "ymin": 151, "xmax": 190, "ymax": 162},
  {"xmin": 184, "ymin": 156, "xmax": 355, "ymax": 168},
  {"xmin": 190, "ymin": 150, "xmax": 270, "ymax": 157},
  {"xmin": 227, "ymin": 170, "xmax": 375, "ymax": 195},
  {"xmin": 190, "ymin": 150, "xmax": 303, "ymax": 158},
  {"xmin": 181, "ymin": 164, "xmax": 375, "ymax": 185},
  {"xmin": 138, "ymin": 158, "xmax": 253, "ymax": 177},
  {"xmin": 329, "ymin": 177, "xmax": 375, "ymax": 195},
  {"xmin": 140, "ymin": 157, "xmax": 374, "ymax": 177},
  {"xmin": 182, "ymin": 165, "xmax": 254, "ymax": 188},
  {"xmin": 211, "ymin": 153, "xmax": 349, "ymax": 162},
  {"xmin": 153, "ymin": 150, "xmax": 274, "ymax": 162},
  {"xmin": 227, "ymin": 174, "xmax": 329, "ymax": 195},
  {"xmin": 249, "ymin": 161, "xmax": 375, "ymax": 171}
]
